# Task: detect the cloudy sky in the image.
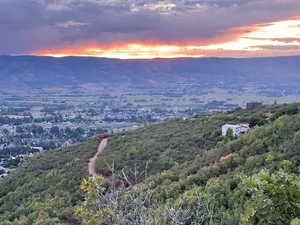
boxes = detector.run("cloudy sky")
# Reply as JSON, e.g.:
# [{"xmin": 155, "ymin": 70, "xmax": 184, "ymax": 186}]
[{"xmin": 1, "ymin": 0, "xmax": 300, "ymax": 58}]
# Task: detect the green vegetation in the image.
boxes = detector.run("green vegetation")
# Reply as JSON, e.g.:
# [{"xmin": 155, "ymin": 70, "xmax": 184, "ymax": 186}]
[
  {"xmin": 95, "ymin": 114, "xmax": 224, "ymax": 181},
  {"xmin": 88, "ymin": 103, "xmax": 300, "ymax": 224},
  {"xmin": 76, "ymin": 169, "xmax": 300, "ymax": 225},
  {"xmin": 0, "ymin": 139, "xmax": 99, "ymax": 224},
  {"xmin": 0, "ymin": 103, "xmax": 300, "ymax": 224},
  {"xmin": 95, "ymin": 103, "xmax": 299, "ymax": 183},
  {"xmin": 240, "ymin": 169, "xmax": 300, "ymax": 225}
]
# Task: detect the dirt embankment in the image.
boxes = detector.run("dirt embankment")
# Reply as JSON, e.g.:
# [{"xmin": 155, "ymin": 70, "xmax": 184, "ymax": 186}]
[
  {"xmin": 88, "ymin": 138, "xmax": 108, "ymax": 177},
  {"xmin": 88, "ymin": 138, "xmax": 124, "ymax": 187}
]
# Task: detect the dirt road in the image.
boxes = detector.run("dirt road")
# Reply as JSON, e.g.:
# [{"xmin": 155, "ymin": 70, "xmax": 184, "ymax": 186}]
[{"xmin": 88, "ymin": 138, "xmax": 108, "ymax": 176}]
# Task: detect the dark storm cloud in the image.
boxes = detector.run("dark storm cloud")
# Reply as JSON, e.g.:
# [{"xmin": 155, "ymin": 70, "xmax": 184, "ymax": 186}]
[{"xmin": 1, "ymin": 0, "xmax": 300, "ymax": 54}]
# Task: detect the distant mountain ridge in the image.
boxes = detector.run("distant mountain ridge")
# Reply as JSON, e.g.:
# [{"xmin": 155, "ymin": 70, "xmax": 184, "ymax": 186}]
[{"xmin": 0, "ymin": 55, "xmax": 300, "ymax": 91}]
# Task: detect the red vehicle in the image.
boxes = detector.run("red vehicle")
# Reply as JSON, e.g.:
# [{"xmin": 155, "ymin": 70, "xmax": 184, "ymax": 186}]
[{"xmin": 96, "ymin": 133, "xmax": 109, "ymax": 139}]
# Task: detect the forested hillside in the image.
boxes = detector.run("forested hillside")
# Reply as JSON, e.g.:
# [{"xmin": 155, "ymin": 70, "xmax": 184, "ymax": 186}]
[
  {"xmin": 0, "ymin": 139, "xmax": 99, "ymax": 224},
  {"xmin": 0, "ymin": 103, "xmax": 299, "ymax": 225}
]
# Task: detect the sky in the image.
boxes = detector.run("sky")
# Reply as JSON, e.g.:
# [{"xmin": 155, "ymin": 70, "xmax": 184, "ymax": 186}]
[{"xmin": 1, "ymin": 0, "xmax": 300, "ymax": 59}]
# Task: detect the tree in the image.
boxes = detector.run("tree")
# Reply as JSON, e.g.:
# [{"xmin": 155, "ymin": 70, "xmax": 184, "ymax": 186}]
[
  {"xmin": 240, "ymin": 169, "xmax": 300, "ymax": 225},
  {"xmin": 2, "ymin": 129, "xmax": 10, "ymax": 137},
  {"xmin": 50, "ymin": 126, "xmax": 60, "ymax": 137},
  {"xmin": 249, "ymin": 116, "xmax": 265, "ymax": 127},
  {"xmin": 75, "ymin": 176, "xmax": 107, "ymax": 225},
  {"xmin": 224, "ymin": 128, "xmax": 234, "ymax": 142},
  {"xmin": 73, "ymin": 127, "xmax": 85, "ymax": 139},
  {"xmin": 76, "ymin": 176, "xmax": 159, "ymax": 225},
  {"xmin": 291, "ymin": 219, "xmax": 300, "ymax": 225}
]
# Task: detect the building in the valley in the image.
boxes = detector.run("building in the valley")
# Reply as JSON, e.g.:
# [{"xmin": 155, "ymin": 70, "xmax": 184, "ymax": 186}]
[
  {"xmin": 62, "ymin": 140, "xmax": 72, "ymax": 147},
  {"xmin": 246, "ymin": 102, "xmax": 263, "ymax": 109},
  {"xmin": 222, "ymin": 123, "xmax": 250, "ymax": 137},
  {"xmin": 31, "ymin": 146, "xmax": 44, "ymax": 152}
]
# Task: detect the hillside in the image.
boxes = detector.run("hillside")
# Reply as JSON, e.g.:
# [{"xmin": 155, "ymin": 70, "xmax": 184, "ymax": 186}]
[
  {"xmin": 0, "ymin": 103, "xmax": 299, "ymax": 224},
  {"xmin": 0, "ymin": 55, "xmax": 300, "ymax": 93},
  {"xmin": 95, "ymin": 103, "xmax": 299, "ymax": 181},
  {"xmin": 89, "ymin": 103, "xmax": 300, "ymax": 225},
  {"xmin": 0, "ymin": 139, "xmax": 99, "ymax": 224}
]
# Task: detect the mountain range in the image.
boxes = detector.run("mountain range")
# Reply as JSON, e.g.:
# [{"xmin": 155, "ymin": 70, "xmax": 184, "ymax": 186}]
[{"xmin": 0, "ymin": 55, "xmax": 300, "ymax": 93}]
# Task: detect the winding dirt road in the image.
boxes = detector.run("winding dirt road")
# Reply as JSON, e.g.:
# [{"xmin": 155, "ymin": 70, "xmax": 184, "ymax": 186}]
[{"xmin": 88, "ymin": 138, "xmax": 108, "ymax": 176}]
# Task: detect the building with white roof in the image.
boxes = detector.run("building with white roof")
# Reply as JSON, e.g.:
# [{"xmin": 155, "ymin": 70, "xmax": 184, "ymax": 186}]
[{"xmin": 222, "ymin": 124, "xmax": 250, "ymax": 137}]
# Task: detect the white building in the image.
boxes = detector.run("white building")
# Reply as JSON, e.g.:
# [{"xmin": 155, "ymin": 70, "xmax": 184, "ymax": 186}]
[
  {"xmin": 222, "ymin": 124, "xmax": 250, "ymax": 137},
  {"xmin": 31, "ymin": 146, "xmax": 44, "ymax": 151}
]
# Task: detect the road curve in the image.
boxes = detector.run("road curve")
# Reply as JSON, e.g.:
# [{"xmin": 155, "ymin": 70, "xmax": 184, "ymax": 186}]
[{"xmin": 88, "ymin": 138, "xmax": 108, "ymax": 176}]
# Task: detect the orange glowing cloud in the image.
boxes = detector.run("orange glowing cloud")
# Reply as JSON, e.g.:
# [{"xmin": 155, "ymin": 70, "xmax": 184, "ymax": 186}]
[
  {"xmin": 35, "ymin": 18, "xmax": 300, "ymax": 59},
  {"xmin": 201, "ymin": 19, "xmax": 300, "ymax": 51},
  {"xmin": 36, "ymin": 43, "xmax": 205, "ymax": 59}
]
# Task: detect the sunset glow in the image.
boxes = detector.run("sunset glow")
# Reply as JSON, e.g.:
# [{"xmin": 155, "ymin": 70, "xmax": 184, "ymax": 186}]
[
  {"xmin": 202, "ymin": 19, "xmax": 300, "ymax": 51},
  {"xmin": 36, "ymin": 19, "xmax": 300, "ymax": 59},
  {"xmin": 36, "ymin": 44, "xmax": 205, "ymax": 59}
]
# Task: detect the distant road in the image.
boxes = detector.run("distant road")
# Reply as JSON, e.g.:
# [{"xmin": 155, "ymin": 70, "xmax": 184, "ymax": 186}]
[{"xmin": 88, "ymin": 138, "xmax": 108, "ymax": 177}]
